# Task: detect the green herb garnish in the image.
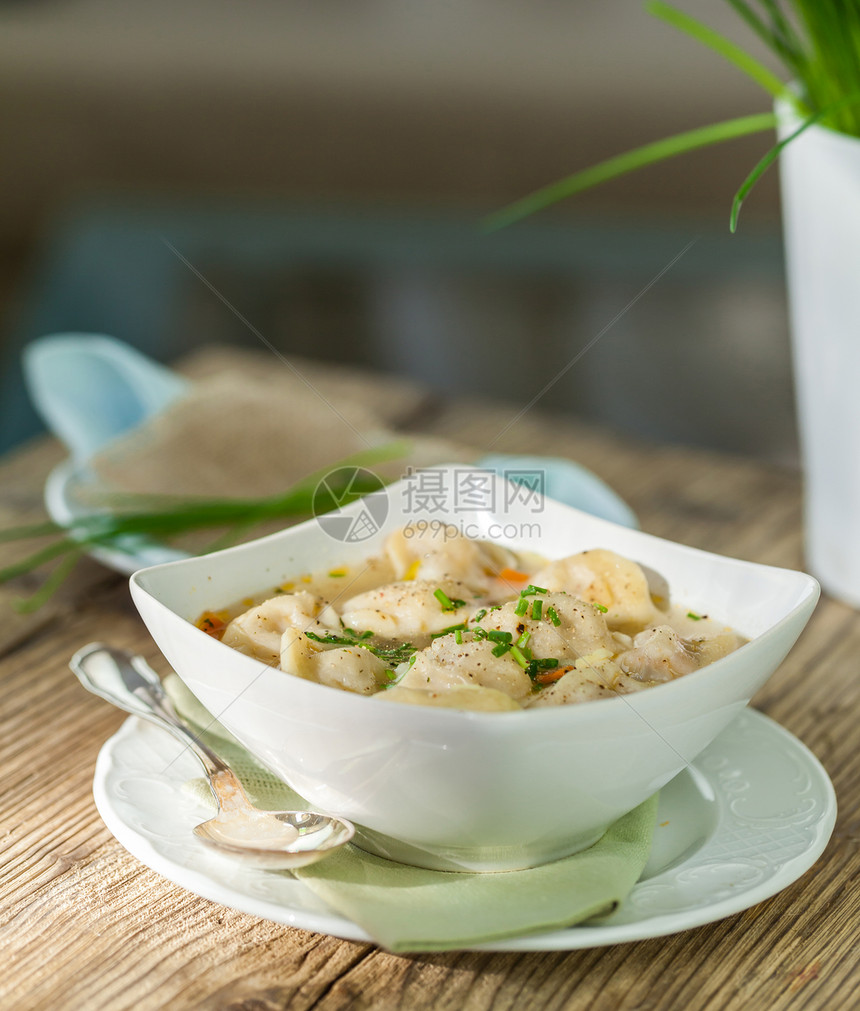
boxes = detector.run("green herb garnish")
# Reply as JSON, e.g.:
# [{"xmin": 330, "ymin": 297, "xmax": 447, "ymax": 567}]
[
  {"xmin": 431, "ymin": 622, "xmax": 468, "ymax": 639},
  {"xmin": 305, "ymin": 630, "xmax": 416, "ymax": 665},
  {"xmin": 593, "ymin": 602, "xmax": 609, "ymax": 614},
  {"xmin": 473, "ymin": 608, "xmax": 487, "ymax": 623},
  {"xmin": 526, "ymin": 657, "xmax": 560, "ymax": 680},
  {"xmin": 491, "ymin": 641, "xmax": 512, "ymax": 658},
  {"xmin": 510, "ymin": 645, "xmax": 530, "ymax": 669},
  {"xmin": 546, "ymin": 606, "xmax": 561, "ymax": 627},
  {"xmin": 530, "ymin": 599, "xmax": 542, "ymax": 621},
  {"xmin": 521, "ymin": 584, "xmax": 548, "ymax": 597},
  {"xmin": 487, "ymin": 630, "xmax": 512, "ymax": 644},
  {"xmin": 434, "ymin": 588, "xmax": 466, "ymax": 612},
  {"xmin": 514, "ymin": 597, "xmax": 529, "ymax": 617},
  {"xmin": 687, "ymin": 611, "xmax": 703, "ymax": 620},
  {"xmin": 384, "ymin": 655, "xmax": 416, "ymax": 687}
]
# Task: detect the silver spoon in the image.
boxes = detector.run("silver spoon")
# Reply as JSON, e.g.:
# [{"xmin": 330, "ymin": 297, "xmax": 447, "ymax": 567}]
[{"xmin": 70, "ymin": 643, "xmax": 354, "ymax": 868}]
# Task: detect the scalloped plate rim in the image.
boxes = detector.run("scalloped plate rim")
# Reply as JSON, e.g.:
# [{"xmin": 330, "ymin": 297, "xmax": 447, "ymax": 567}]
[{"xmin": 92, "ymin": 709, "xmax": 836, "ymax": 951}]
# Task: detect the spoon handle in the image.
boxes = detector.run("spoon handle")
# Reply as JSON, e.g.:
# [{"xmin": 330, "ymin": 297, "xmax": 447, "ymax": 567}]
[{"xmin": 70, "ymin": 642, "xmax": 228, "ymax": 779}]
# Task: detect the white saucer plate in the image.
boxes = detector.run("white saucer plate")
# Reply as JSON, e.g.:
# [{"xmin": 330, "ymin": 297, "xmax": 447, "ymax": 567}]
[{"xmin": 93, "ymin": 709, "xmax": 836, "ymax": 951}]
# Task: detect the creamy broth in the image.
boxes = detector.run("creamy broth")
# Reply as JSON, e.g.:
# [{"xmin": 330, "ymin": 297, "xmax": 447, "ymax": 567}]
[{"xmin": 197, "ymin": 523, "xmax": 745, "ymax": 711}]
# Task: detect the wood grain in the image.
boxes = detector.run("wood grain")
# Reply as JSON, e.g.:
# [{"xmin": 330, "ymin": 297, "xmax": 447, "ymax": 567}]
[{"xmin": 1, "ymin": 360, "xmax": 858, "ymax": 1011}]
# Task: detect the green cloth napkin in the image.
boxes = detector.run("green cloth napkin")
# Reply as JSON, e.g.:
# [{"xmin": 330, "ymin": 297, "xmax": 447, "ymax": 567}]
[{"xmin": 165, "ymin": 675, "xmax": 658, "ymax": 953}]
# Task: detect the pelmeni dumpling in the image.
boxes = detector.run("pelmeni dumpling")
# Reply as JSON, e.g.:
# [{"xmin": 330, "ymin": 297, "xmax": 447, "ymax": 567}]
[
  {"xmin": 339, "ymin": 579, "xmax": 480, "ymax": 638},
  {"xmin": 530, "ymin": 549, "xmax": 664, "ymax": 634},
  {"xmin": 384, "ymin": 525, "xmax": 517, "ymax": 590},
  {"xmin": 280, "ymin": 630, "xmax": 388, "ymax": 695},
  {"xmin": 398, "ymin": 634, "xmax": 533, "ymax": 701},
  {"xmin": 479, "ymin": 591, "xmax": 623, "ymax": 662},
  {"xmin": 222, "ymin": 591, "xmax": 340, "ymax": 664}
]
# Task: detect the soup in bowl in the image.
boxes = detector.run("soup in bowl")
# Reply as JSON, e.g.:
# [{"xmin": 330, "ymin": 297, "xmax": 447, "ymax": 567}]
[{"xmin": 130, "ymin": 465, "xmax": 818, "ymax": 871}]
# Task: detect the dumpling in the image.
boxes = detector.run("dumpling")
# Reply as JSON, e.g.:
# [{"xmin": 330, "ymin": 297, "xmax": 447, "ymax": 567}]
[
  {"xmin": 398, "ymin": 635, "xmax": 533, "ymax": 701},
  {"xmin": 477, "ymin": 591, "xmax": 623, "ymax": 663},
  {"xmin": 530, "ymin": 549, "xmax": 663, "ymax": 634},
  {"xmin": 384, "ymin": 526, "xmax": 517, "ymax": 590},
  {"xmin": 618, "ymin": 625, "xmax": 742, "ymax": 683},
  {"xmin": 339, "ymin": 579, "xmax": 480, "ymax": 638},
  {"xmin": 221, "ymin": 591, "xmax": 340, "ymax": 664},
  {"xmin": 280, "ymin": 630, "xmax": 387, "ymax": 694}
]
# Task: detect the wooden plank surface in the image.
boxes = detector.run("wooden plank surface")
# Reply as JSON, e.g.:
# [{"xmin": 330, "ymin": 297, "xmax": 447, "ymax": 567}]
[{"xmin": 1, "ymin": 358, "xmax": 858, "ymax": 1011}]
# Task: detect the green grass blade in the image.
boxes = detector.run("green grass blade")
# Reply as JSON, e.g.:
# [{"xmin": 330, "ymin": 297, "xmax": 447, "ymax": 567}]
[
  {"xmin": 724, "ymin": 0, "xmax": 805, "ymax": 77},
  {"xmin": 646, "ymin": 1, "xmax": 787, "ymax": 98},
  {"xmin": 0, "ymin": 538, "xmax": 80, "ymax": 585},
  {"xmin": 0, "ymin": 521, "xmax": 63, "ymax": 543},
  {"xmin": 731, "ymin": 92, "xmax": 860, "ymax": 231},
  {"xmin": 13, "ymin": 549, "xmax": 84, "ymax": 614},
  {"xmin": 485, "ymin": 113, "xmax": 777, "ymax": 231}
]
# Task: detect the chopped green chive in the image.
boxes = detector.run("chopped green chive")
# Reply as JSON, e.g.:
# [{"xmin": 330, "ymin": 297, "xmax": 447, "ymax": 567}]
[
  {"xmin": 454, "ymin": 629, "xmax": 463, "ymax": 644},
  {"xmin": 491, "ymin": 641, "xmax": 512, "ymax": 658},
  {"xmin": 343, "ymin": 627, "xmax": 374, "ymax": 640},
  {"xmin": 510, "ymin": 645, "xmax": 529, "ymax": 669},
  {"xmin": 593, "ymin": 602, "xmax": 609, "ymax": 614},
  {"xmin": 306, "ymin": 631, "xmax": 415, "ymax": 664},
  {"xmin": 473, "ymin": 608, "xmax": 487, "ymax": 623},
  {"xmin": 521, "ymin": 584, "xmax": 548, "ymax": 597},
  {"xmin": 530, "ymin": 599, "xmax": 542, "ymax": 621},
  {"xmin": 430, "ymin": 621, "xmax": 468, "ymax": 639},
  {"xmin": 526, "ymin": 657, "xmax": 560, "ymax": 680},
  {"xmin": 517, "ymin": 630, "xmax": 531, "ymax": 650},
  {"xmin": 384, "ymin": 654, "xmax": 416, "ymax": 687},
  {"xmin": 487, "ymin": 630, "xmax": 512, "ymax": 644},
  {"xmin": 687, "ymin": 611, "xmax": 703, "ymax": 620},
  {"xmin": 434, "ymin": 588, "xmax": 466, "ymax": 612},
  {"xmin": 473, "ymin": 626, "xmax": 488, "ymax": 640},
  {"xmin": 514, "ymin": 597, "xmax": 529, "ymax": 617},
  {"xmin": 546, "ymin": 606, "xmax": 561, "ymax": 626}
]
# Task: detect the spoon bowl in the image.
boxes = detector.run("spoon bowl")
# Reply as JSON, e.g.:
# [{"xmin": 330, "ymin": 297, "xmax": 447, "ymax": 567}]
[
  {"xmin": 194, "ymin": 805, "xmax": 354, "ymax": 869},
  {"xmin": 70, "ymin": 642, "xmax": 354, "ymax": 869}
]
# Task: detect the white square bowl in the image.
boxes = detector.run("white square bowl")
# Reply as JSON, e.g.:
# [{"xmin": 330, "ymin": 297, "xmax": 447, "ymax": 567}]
[{"xmin": 130, "ymin": 465, "xmax": 818, "ymax": 871}]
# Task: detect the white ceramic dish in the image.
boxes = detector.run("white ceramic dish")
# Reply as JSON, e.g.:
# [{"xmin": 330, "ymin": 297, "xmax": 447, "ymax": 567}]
[
  {"xmin": 93, "ymin": 709, "xmax": 837, "ymax": 950},
  {"xmin": 130, "ymin": 465, "xmax": 819, "ymax": 871}
]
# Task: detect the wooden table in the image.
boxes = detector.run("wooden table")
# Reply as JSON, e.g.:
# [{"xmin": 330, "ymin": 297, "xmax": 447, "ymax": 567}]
[{"xmin": 1, "ymin": 355, "xmax": 858, "ymax": 1010}]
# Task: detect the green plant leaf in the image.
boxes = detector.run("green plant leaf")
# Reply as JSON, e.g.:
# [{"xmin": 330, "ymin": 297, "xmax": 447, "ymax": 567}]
[
  {"xmin": 646, "ymin": 1, "xmax": 787, "ymax": 98},
  {"xmin": 731, "ymin": 91, "xmax": 860, "ymax": 231},
  {"xmin": 13, "ymin": 549, "xmax": 84, "ymax": 614},
  {"xmin": 723, "ymin": 0, "xmax": 805, "ymax": 79},
  {"xmin": 485, "ymin": 113, "xmax": 777, "ymax": 231}
]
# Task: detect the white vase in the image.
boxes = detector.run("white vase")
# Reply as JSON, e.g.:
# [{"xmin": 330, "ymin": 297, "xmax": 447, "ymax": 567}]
[{"xmin": 778, "ymin": 100, "xmax": 860, "ymax": 605}]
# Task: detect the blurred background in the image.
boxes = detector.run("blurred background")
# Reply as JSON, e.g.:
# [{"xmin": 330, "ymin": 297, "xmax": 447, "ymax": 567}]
[{"xmin": 0, "ymin": 0, "xmax": 795, "ymax": 461}]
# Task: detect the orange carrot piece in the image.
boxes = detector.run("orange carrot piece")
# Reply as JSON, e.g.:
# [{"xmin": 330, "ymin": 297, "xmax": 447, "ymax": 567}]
[
  {"xmin": 196, "ymin": 610, "xmax": 227, "ymax": 639},
  {"xmin": 498, "ymin": 567, "xmax": 530, "ymax": 583},
  {"xmin": 535, "ymin": 666, "xmax": 573, "ymax": 685}
]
